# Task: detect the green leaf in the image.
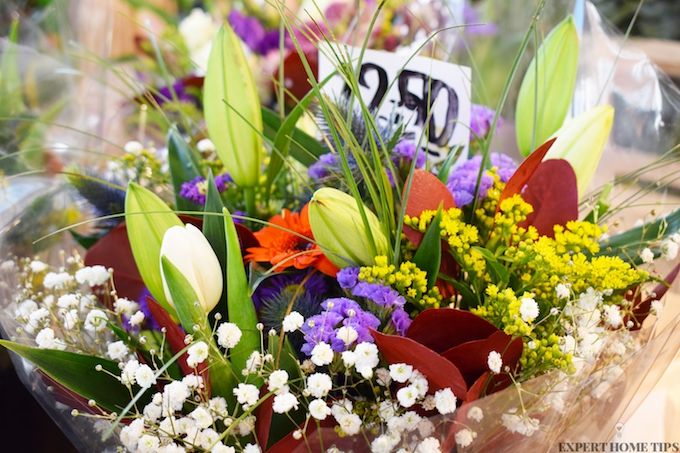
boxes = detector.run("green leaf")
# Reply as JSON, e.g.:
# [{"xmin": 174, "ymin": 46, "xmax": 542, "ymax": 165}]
[
  {"xmin": 203, "ymin": 172, "xmax": 228, "ymax": 315},
  {"xmin": 0, "ymin": 18, "xmax": 24, "ymax": 117},
  {"xmin": 223, "ymin": 207, "xmax": 260, "ymax": 376},
  {"xmin": 598, "ymin": 208, "xmax": 680, "ymax": 264},
  {"xmin": 437, "ymin": 146, "xmax": 463, "ymax": 183},
  {"xmin": 261, "ymin": 107, "xmax": 325, "ymax": 167},
  {"xmin": 516, "ymin": 16, "xmax": 579, "ymax": 156},
  {"xmin": 472, "ymin": 246, "xmax": 510, "ymax": 286},
  {"xmin": 125, "ymin": 182, "xmax": 182, "ymax": 317},
  {"xmin": 412, "ymin": 210, "xmax": 442, "ymax": 289},
  {"xmin": 204, "ymin": 25, "xmax": 262, "ymax": 187},
  {"xmin": 0, "ymin": 340, "xmax": 143, "ymax": 412},
  {"xmin": 167, "ymin": 128, "xmax": 202, "ymax": 212},
  {"xmin": 69, "ymin": 230, "xmax": 102, "ymax": 250},
  {"xmin": 451, "ymin": 280, "xmax": 480, "ymax": 310}
]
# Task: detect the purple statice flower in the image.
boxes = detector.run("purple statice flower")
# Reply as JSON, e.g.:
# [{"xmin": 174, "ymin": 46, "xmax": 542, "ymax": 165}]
[
  {"xmin": 155, "ymin": 80, "xmax": 198, "ymax": 106},
  {"xmin": 301, "ymin": 297, "xmax": 380, "ymax": 355},
  {"xmin": 351, "ymin": 282, "xmax": 406, "ymax": 308},
  {"xmin": 179, "ymin": 173, "xmax": 232, "ymax": 206},
  {"xmin": 308, "ymin": 153, "xmax": 341, "ymax": 180},
  {"xmin": 390, "ymin": 308, "xmax": 412, "ymax": 336},
  {"xmin": 228, "ymin": 10, "xmax": 267, "ymax": 54},
  {"xmin": 470, "ymin": 104, "xmax": 503, "ymax": 140},
  {"xmin": 336, "ymin": 267, "xmax": 359, "ymax": 289},
  {"xmin": 392, "ymin": 140, "xmax": 426, "ymax": 169},
  {"xmin": 447, "ymin": 153, "xmax": 516, "ymax": 207},
  {"xmin": 463, "ymin": 3, "xmax": 498, "ymax": 37}
]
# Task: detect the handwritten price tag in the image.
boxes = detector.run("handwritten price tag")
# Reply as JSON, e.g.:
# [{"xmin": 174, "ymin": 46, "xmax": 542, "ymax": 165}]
[{"xmin": 318, "ymin": 45, "xmax": 472, "ymax": 163}]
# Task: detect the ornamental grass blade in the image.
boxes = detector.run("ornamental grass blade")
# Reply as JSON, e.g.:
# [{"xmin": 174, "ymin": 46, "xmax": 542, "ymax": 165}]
[
  {"xmin": 516, "ymin": 16, "xmax": 579, "ymax": 156},
  {"xmin": 223, "ymin": 207, "xmax": 260, "ymax": 378},
  {"xmin": 0, "ymin": 340, "xmax": 143, "ymax": 412},
  {"xmin": 204, "ymin": 25, "xmax": 262, "ymax": 187},
  {"xmin": 124, "ymin": 182, "xmax": 182, "ymax": 317}
]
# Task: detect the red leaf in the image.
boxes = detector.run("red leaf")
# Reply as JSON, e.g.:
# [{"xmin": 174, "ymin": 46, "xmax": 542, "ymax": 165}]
[
  {"xmin": 519, "ymin": 159, "xmax": 579, "ymax": 237},
  {"xmin": 265, "ymin": 419, "xmax": 336, "ymax": 453},
  {"xmin": 278, "ymin": 48, "xmax": 319, "ymax": 105},
  {"xmin": 465, "ymin": 371, "xmax": 513, "ymax": 402},
  {"xmin": 402, "ymin": 169, "xmax": 456, "ymax": 246},
  {"xmin": 629, "ymin": 263, "xmax": 680, "ymax": 329},
  {"xmin": 497, "ymin": 137, "xmax": 556, "ymax": 212},
  {"xmin": 371, "ymin": 330, "xmax": 467, "ymax": 396},
  {"xmin": 441, "ymin": 331, "xmax": 523, "ymax": 388},
  {"xmin": 406, "ymin": 308, "xmax": 498, "ymax": 354},
  {"xmin": 146, "ymin": 298, "xmax": 192, "ymax": 375},
  {"xmin": 256, "ymin": 393, "xmax": 274, "ymax": 449},
  {"xmin": 84, "ymin": 223, "xmax": 145, "ymax": 302}
]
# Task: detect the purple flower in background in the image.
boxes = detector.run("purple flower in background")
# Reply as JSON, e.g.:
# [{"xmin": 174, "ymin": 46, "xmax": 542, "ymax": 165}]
[
  {"xmin": 308, "ymin": 153, "xmax": 341, "ymax": 180},
  {"xmin": 463, "ymin": 3, "xmax": 498, "ymax": 37},
  {"xmin": 392, "ymin": 140, "xmax": 426, "ymax": 169},
  {"xmin": 155, "ymin": 80, "xmax": 198, "ymax": 106},
  {"xmin": 447, "ymin": 153, "xmax": 516, "ymax": 207},
  {"xmin": 470, "ymin": 104, "xmax": 503, "ymax": 140},
  {"xmin": 228, "ymin": 10, "xmax": 267, "ymax": 54},
  {"xmin": 179, "ymin": 173, "xmax": 232, "ymax": 205},
  {"xmin": 301, "ymin": 297, "xmax": 380, "ymax": 355}
]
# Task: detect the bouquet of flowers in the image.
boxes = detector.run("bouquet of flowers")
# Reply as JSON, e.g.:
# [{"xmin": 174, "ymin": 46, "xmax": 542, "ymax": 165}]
[{"xmin": 1, "ymin": 1, "xmax": 680, "ymax": 452}]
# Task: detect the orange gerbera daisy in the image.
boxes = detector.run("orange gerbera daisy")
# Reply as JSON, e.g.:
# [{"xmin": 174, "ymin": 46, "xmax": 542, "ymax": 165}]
[{"xmin": 245, "ymin": 205, "xmax": 338, "ymax": 276}]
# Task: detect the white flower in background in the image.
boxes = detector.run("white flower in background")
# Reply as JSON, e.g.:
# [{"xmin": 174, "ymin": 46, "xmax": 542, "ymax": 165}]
[
  {"xmin": 467, "ymin": 406, "xmax": 484, "ymax": 422},
  {"xmin": 354, "ymin": 342, "xmax": 379, "ymax": 378},
  {"xmin": 396, "ymin": 385, "xmax": 419, "ymax": 408},
  {"xmin": 208, "ymin": 397, "xmax": 228, "ymax": 417},
  {"xmin": 455, "ymin": 428, "xmax": 476, "ymax": 448},
  {"xmin": 121, "ymin": 359, "xmax": 140, "ymax": 386},
  {"xmin": 35, "ymin": 328, "xmax": 66, "ymax": 350},
  {"xmin": 434, "ymin": 388, "xmax": 457, "ymax": 415},
  {"xmin": 336, "ymin": 325, "xmax": 358, "ymax": 346},
  {"xmin": 306, "ymin": 372, "xmax": 332, "ymax": 398},
  {"xmin": 163, "ymin": 380, "xmax": 191, "ymax": 412},
  {"xmin": 216, "ymin": 322, "xmax": 242, "ymax": 349},
  {"xmin": 501, "ymin": 409, "xmax": 540, "ymax": 436},
  {"xmin": 212, "ymin": 443, "xmax": 236, "ymax": 453},
  {"xmin": 267, "ymin": 369, "xmax": 289, "ymax": 394},
  {"xmin": 410, "ymin": 371, "xmax": 429, "ymax": 398},
  {"xmin": 123, "ymin": 140, "xmax": 144, "ymax": 154},
  {"xmin": 560, "ymin": 335, "xmax": 577, "ymax": 354},
  {"xmin": 309, "ymin": 399, "xmax": 331, "ymax": 420},
  {"xmin": 160, "ymin": 224, "xmax": 223, "ymax": 313},
  {"xmin": 57, "ymin": 294, "xmax": 79, "ymax": 309},
  {"xmin": 243, "ymin": 443, "xmax": 261, "ymax": 453},
  {"xmin": 237, "ymin": 416, "xmax": 256, "ymax": 436},
  {"xmin": 179, "ymin": 8, "xmax": 218, "ymax": 72},
  {"xmin": 244, "ymin": 351, "xmax": 264, "ymax": 374},
  {"xmin": 61, "ymin": 309, "xmax": 79, "ymax": 330},
  {"xmin": 75, "ymin": 265, "xmax": 110, "ymax": 287},
  {"xmin": 119, "ymin": 418, "xmax": 145, "ymax": 450},
  {"xmin": 639, "ymin": 247, "xmax": 655, "ymax": 264},
  {"xmin": 187, "ymin": 341, "xmax": 209, "ymax": 368},
  {"xmin": 603, "ymin": 304, "xmax": 623, "ymax": 328},
  {"xmin": 143, "ymin": 401, "xmax": 162, "ymax": 422},
  {"xmin": 196, "ymin": 138, "xmax": 216, "ymax": 153},
  {"xmin": 234, "ymin": 383, "xmax": 259, "ymax": 408},
  {"xmin": 661, "ymin": 239, "xmax": 679, "ymax": 260},
  {"xmin": 389, "ymin": 363, "xmax": 413, "ymax": 383},
  {"xmin": 403, "ymin": 411, "xmax": 424, "ymax": 432},
  {"xmin": 79, "ymin": 294, "xmax": 97, "ymax": 311},
  {"xmin": 310, "ymin": 342, "xmax": 334, "ymax": 366},
  {"xmin": 135, "ymin": 364, "xmax": 157, "ymax": 388},
  {"xmin": 282, "ymin": 311, "xmax": 304, "ymax": 332},
  {"xmin": 84, "ymin": 309, "xmax": 108, "ymax": 332},
  {"xmin": 273, "ymin": 392, "xmax": 299, "ymax": 413},
  {"xmin": 415, "ymin": 437, "xmax": 442, "ymax": 453},
  {"xmin": 578, "ymin": 332, "xmax": 604, "ymax": 359},
  {"xmin": 182, "ymin": 374, "xmax": 203, "ymax": 390},
  {"xmin": 137, "ymin": 434, "xmax": 160, "ymax": 453},
  {"xmin": 29, "ymin": 260, "xmax": 48, "ymax": 273},
  {"xmin": 114, "ymin": 298, "xmax": 139, "ymax": 316},
  {"xmin": 336, "ymin": 412, "xmax": 362, "ymax": 436},
  {"xmin": 189, "ymin": 406, "xmax": 213, "ymax": 429},
  {"xmin": 331, "ymin": 399, "xmax": 354, "ymax": 419},
  {"xmin": 371, "ymin": 432, "xmax": 401, "ymax": 453},
  {"xmin": 341, "ymin": 350, "xmax": 357, "ymax": 368},
  {"xmin": 577, "ymin": 287, "xmax": 602, "ymax": 311},
  {"xmin": 43, "ymin": 272, "xmax": 73, "ymax": 289},
  {"xmin": 128, "ymin": 310, "xmax": 145, "ymax": 327},
  {"xmin": 107, "ymin": 341, "xmax": 129, "ymax": 361},
  {"xmin": 26, "ymin": 307, "xmax": 50, "ymax": 334},
  {"xmin": 519, "ymin": 297, "xmax": 539, "ymax": 322},
  {"xmin": 487, "ymin": 351, "xmax": 502, "ymax": 374},
  {"xmin": 15, "ymin": 299, "xmax": 38, "ymax": 319}
]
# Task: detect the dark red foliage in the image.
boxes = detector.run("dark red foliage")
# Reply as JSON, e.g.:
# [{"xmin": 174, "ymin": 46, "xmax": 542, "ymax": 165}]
[{"xmin": 402, "ymin": 169, "xmax": 456, "ymax": 246}]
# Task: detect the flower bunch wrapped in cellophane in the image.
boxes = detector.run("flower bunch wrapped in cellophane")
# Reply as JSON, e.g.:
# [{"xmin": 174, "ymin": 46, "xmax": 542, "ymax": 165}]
[{"xmin": 1, "ymin": 1, "xmax": 680, "ymax": 452}]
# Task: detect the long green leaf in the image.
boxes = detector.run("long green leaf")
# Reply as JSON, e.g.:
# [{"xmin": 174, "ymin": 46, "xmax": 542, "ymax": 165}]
[
  {"xmin": 473, "ymin": 246, "xmax": 510, "ymax": 286},
  {"xmin": 167, "ymin": 128, "xmax": 202, "ymax": 212},
  {"xmin": 261, "ymin": 107, "xmax": 325, "ymax": 167},
  {"xmin": 0, "ymin": 340, "xmax": 142, "ymax": 412},
  {"xmin": 204, "ymin": 25, "xmax": 262, "ymax": 187},
  {"xmin": 412, "ymin": 210, "xmax": 442, "ymax": 289},
  {"xmin": 223, "ymin": 207, "xmax": 260, "ymax": 377},
  {"xmin": 125, "ymin": 182, "xmax": 182, "ymax": 316},
  {"xmin": 203, "ymin": 172, "xmax": 228, "ymax": 315}
]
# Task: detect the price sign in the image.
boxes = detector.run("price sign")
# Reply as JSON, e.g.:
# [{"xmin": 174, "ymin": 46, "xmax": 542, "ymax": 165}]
[{"xmin": 318, "ymin": 45, "xmax": 472, "ymax": 163}]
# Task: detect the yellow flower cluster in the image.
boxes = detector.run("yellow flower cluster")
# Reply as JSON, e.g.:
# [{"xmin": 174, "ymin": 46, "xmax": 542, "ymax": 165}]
[
  {"xmin": 474, "ymin": 173, "xmax": 504, "ymax": 233},
  {"xmin": 358, "ymin": 256, "xmax": 443, "ymax": 307},
  {"xmin": 521, "ymin": 329, "xmax": 574, "ymax": 375},
  {"xmin": 472, "ymin": 285, "xmax": 533, "ymax": 337}
]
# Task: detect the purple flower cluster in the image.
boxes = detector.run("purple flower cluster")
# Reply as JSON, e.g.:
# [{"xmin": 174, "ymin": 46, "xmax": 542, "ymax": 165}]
[
  {"xmin": 336, "ymin": 267, "xmax": 412, "ymax": 335},
  {"xmin": 447, "ymin": 153, "xmax": 516, "ymax": 207},
  {"xmin": 392, "ymin": 140, "xmax": 426, "ymax": 169},
  {"xmin": 179, "ymin": 173, "xmax": 232, "ymax": 205},
  {"xmin": 228, "ymin": 10, "xmax": 281, "ymax": 55},
  {"xmin": 308, "ymin": 153, "xmax": 341, "ymax": 180},
  {"xmin": 301, "ymin": 297, "xmax": 380, "ymax": 355},
  {"xmin": 470, "ymin": 104, "xmax": 503, "ymax": 140}
]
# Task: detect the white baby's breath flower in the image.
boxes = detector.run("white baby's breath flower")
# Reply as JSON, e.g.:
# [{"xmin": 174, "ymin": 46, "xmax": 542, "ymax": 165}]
[
  {"xmin": 119, "ymin": 418, "xmax": 145, "ymax": 450},
  {"xmin": 354, "ymin": 342, "xmax": 379, "ymax": 378},
  {"xmin": 434, "ymin": 388, "xmax": 457, "ymax": 415},
  {"xmin": 336, "ymin": 412, "xmax": 362, "ymax": 436},
  {"xmin": 35, "ymin": 328, "xmax": 66, "ymax": 350},
  {"xmin": 410, "ymin": 370, "xmax": 429, "ymax": 398},
  {"xmin": 282, "ymin": 311, "xmax": 304, "ymax": 332},
  {"xmin": 123, "ymin": 140, "xmax": 144, "ymax": 154},
  {"xmin": 135, "ymin": 364, "xmax": 157, "ymax": 388},
  {"xmin": 107, "ymin": 341, "xmax": 129, "ymax": 361},
  {"xmin": 578, "ymin": 287, "xmax": 602, "ymax": 311},
  {"xmin": 137, "ymin": 434, "xmax": 160, "ymax": 453},
  {"xmin": 396, "ymin": 385, "xmax": 418, "ymax": 408},
  {"xmin": 61, "ymin": 309, "xmax": 79, "ymax": 330},
  {"xmin": 187, "ymin": 341, "xmax": 209, "ymax": 368},
  {"xmin": 244, "ymin": 351, "xmax": 263, "ymax": 374},
  {"xmin": 182, "ymin": 374, "xmax": 204, "ymax": 390},
  {"xmin": 341, "ymin": 350, "xmax": 356, "ymax": 368},
  {"xmin": 267, "ymin": 369, "xmax": 289, "ymax": 394},
  {"xmin": 211, "ymin": 443, "xmax": 235, "ymax": 453},
  {"xmin": 209, "ymin": 397, "xmax": 228, "ymax": 417},
  {"xmin": 501, "ymin": 409, "xmax": 540, "ymax": 436},
  {"xmin": 639, "ymin": 247, "xmax": 655, "ymax": 264},
  {"xmin": 309, "ymin": 399, "xmax": 331, "ymax": 420},
  {"xmin": 114, "ymin": 298, "xmax": 139, "ymax": 316},
  {"xmin": 25, "ymin": 307, "xmax": 50, "ymax": 334},
  {"xmin": 75, "ymin": 265, "xmax": 110, "ymax": 287},
  {"xmin": 15, "ymin": 299, "xmax": 38, "ymax": 319},
  {"xmin": 389, "ymin": 363, "xmax": 413, "ymax": 383},
  {"xmin": 43, "ymin": 272, "xmax": 73, "ymax": 289},
  {"xmin": 196, "ymin": 138, "xmax": 216, "ymax": 153},
  {"xmin": 237, "ymin": 416, "xmax": 256, "ymax": 436},
  {"xmin": 487, "ymin": 351, "xmax": 502, "ymax": 374},
  {"xmin": 519, "ymin": 297, "xmax": 539, "ymax": 322},
  {"xmin": 121, "ymin": 359, "xmax": 140, "ymax": 386},
  {"xmin": 661, "ymin": 239, "xmax": 679, "ymax": 261},
  {"xmin": 128, "ymin": 310, "xmax": 145, "ymax": 327},
  {"xmin": 57, "ymin": 294, "xmax": 79, "ymax": 309},
  {"xmin": 603, "ymin": 304, "xmax": 623, "ymax": 328},
  {"xmin": 216, "ymin": 322, "xmax": 242, "ymax": 349},
  {"xmin": 243, "ymin": 444, "xmax": 261, "ymax": 453},
  {"xmin": 84, "ymin": 309, "xmax": 108, "ymax": 332},
  {"xmin": 455, "ymin": 428, "xmax": 476, "ymax": 448},
  {"xmin": 467, "ymin": 406, "xmax": 483, "ymax": 422},
  {"xmin": 143, "ymin": 402, "xmax": 162, "ymax": 422},
  {"xmin": 415, "ymin": 437, "xmax": 441, "ymax": 453},
  {"xmin": 310, "ymin": 342, "xmax": 334, "ymax": 366},
  {"xmin": 163, "ymin": 380, "xmax": 191, "ymax": 411},
  {"xmin": 29, "ymin": 260, "xmax": 48, "ymax": 273},
  {"xmin": 272, "ymin": 392, "xmax": 299, "ymax": 413},
  {"xmin": 560, "ymin": 335, "xmax": 577, "ymax": 354},
  {"xmin": 651, "ymin": 300, "xmax": 663, "ymax": 316},
  {"xmin": 371, "ymin": 432, "xmax": 400, "ymax": 453},
  {"xmin": 306, "ymin": 372, "xmax": 333, "ymax": 398},
  {"xmin": 189, "ymin": 406, "xmax": 213, "ymax": 429},
  {"xmin": 336, "ymin": 325, "xmax": 358, "ymax": 346},
  {"xmin": 233, "ymin": 383, "xmax": 259, "ymax": 408}
]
